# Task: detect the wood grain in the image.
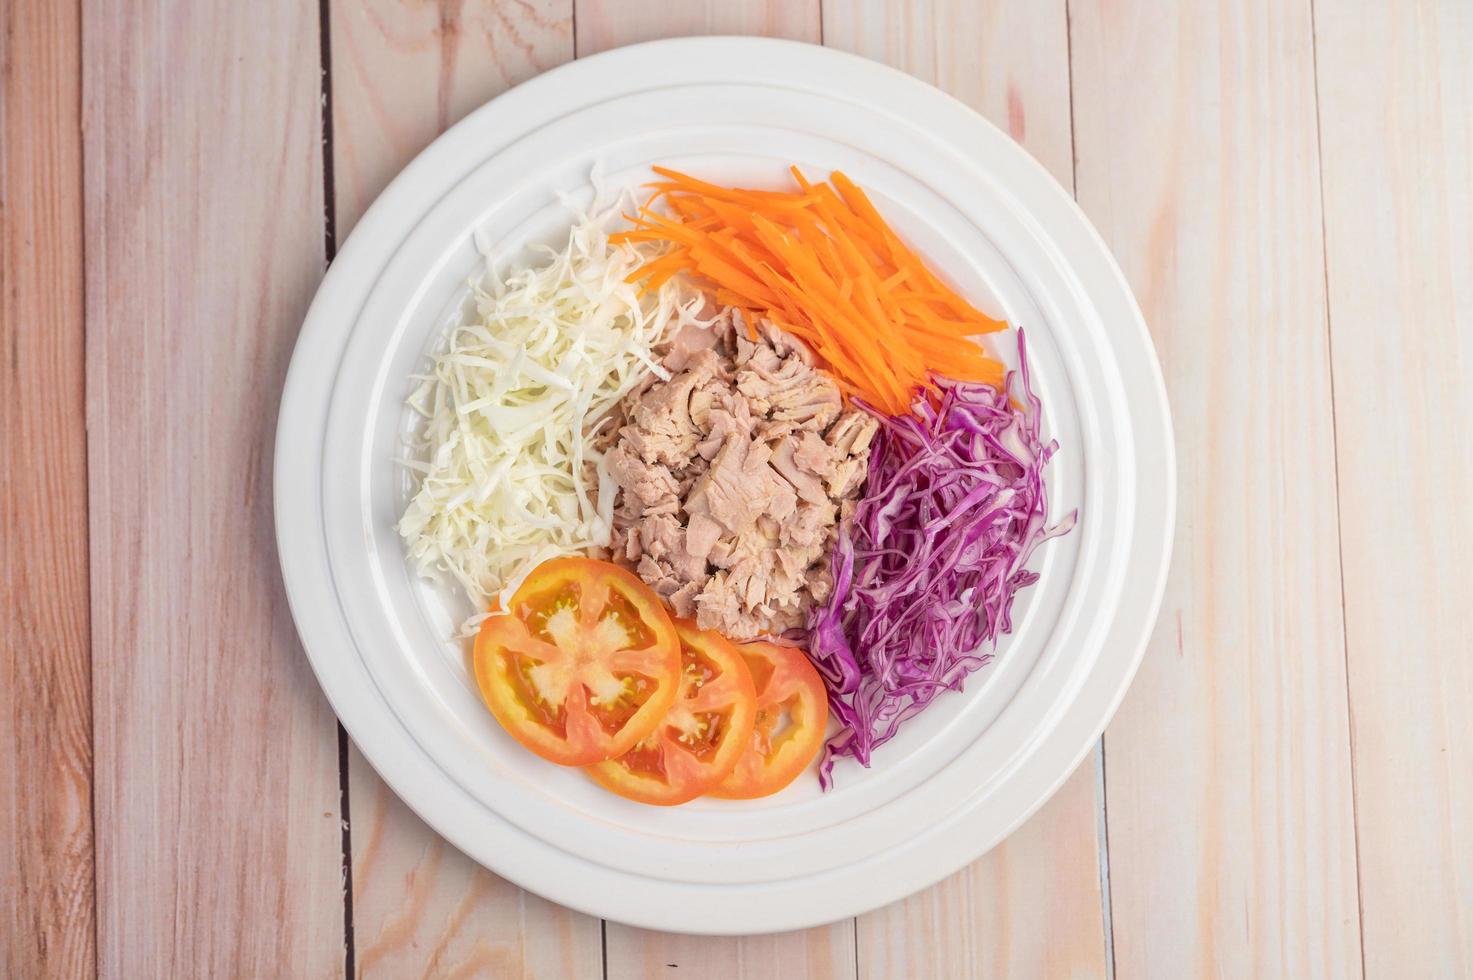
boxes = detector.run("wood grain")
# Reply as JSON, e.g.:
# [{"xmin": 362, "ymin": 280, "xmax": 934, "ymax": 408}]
[
  {"xmin": 821, "ymin": 4, "xmax": 1108, "ymax": 975},
  {"xmin": 573, "ymin": 0, "xmax": 820, "ymax": 55},
  {"xmin": 576, "ymin": 3, "xmax": 856, "ymax": 976},
  {"xmin": 1069, "ymin": 1, "xmax": 1362, "ymax": 976},
  {"xmin": 1313, "ymin": 1, "xmax": 1473, "ymax": 975},
  {"xmin": 328, "ymin": 3, "xmax": 602, "ymax": 975},
  {"xmin": 852, "ymin": 765, "xmax": 1106, "ymax": 980},
  {"xmin": 330, "ymin": 0, "xmax": 575, "ymax": 236},
  {"xmin": 821, "ymin": 0, "xmax": 1074, "ymax": 192},
  {"xmin": 350, "ymin": 758, "xmax": 601, "ymax": 979},
  {"xmin": 605, "ymin": 925, "xmax": 856, "ymax": 980},
  {"xmin": 1, "ymin": 0, "xmax": 96, "ymax": 976},
  {"xmin": 82, "ymin": 0, "xmax": 345, "ymax": 974}
]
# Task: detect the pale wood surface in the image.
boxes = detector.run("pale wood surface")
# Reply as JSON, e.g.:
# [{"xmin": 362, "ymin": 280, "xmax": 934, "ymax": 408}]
[
  {"xmin": 81, "ymin": 0, "xmax": 345, "ymax": 975},
  {"xmin": 1069, "ymin": 1, "xmax": 1363, "ymax": 977},
  {"xmin": 350, "ymin": 764, "xmax": 601, "ymax": 979},
  {"xmin": 572, "ymin": 0, "xmax": 820, "ymax": 54},
  {"xmin": 1313, "ymin": 1, "xmax": 1473, "ymax": 975},
  {"xmin": 327, "ymin": 2, "xmax": 602, "ymax": 975},
  {"xmin": 330, "ymin": 0, "xmax": 574, "ymax": 236},
  {"xmin": 1, "ymin": 1, "xmax": 95, "ymax": 978},
  {"xmin": 605, "ymin": 925, "xmax": 857, "ymax": 980},
  {"xmin": 852, "ymin": 766, "xmax": 1107, "ymax": 980},
  {"xmin": 823, "ymin": 4, "xmax": 1108, "ymax": 977},
  {"xmin": 8, "ymin": 1, "xmax": 1473, "ymax": 977}
]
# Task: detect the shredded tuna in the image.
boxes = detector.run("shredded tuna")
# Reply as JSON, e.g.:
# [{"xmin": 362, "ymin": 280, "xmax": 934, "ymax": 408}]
[{"xmin": 606, "ymin": 311, "xmax": 877, "ymax": 638}]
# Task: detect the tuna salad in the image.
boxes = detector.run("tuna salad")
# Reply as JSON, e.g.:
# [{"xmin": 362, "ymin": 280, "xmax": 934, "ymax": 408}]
[
  {"xmin": 402, "ymin": 165, "xmax": 1077, "ymax": 801},
  {"xmin": 605, "ymin": 311, "xmax": 878, "ymax": 638}
]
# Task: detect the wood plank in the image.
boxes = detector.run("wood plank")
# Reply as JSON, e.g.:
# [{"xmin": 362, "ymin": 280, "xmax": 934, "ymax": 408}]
[
  {"xmin": 82, "ymin": 1, "xmax": 345, "ymax": 974},
  {"xmin": 573, "ymin": 0, "xmax": 820, "ymax": 55},
  {"xmin": 578, "ymin": 0, "xmax": 846, "ymax": 969},
  {"xmin": 326, "ymin": 2, "xmax": 602, "ymax": 975},
  {"xmin": 1312, "ymin": 1, "xmax": 1473, "ymax": 975},
  {"xmin": 851, "ymin": 765, "xmax": 1106, "ymax": 979},
  {"xmin": 330, "ymin": 0, "xmax": 575, "ymax": 237},
  {"xmin": 1068, "ymin": 1, "xmax": 1362, "ymax": 976},
  {"xmin": 821, "ymin": 0, "xmax": 1074, "ymax": 194},
  {"xmin": 0, "ymin": 0, "xmax": 96, "ymax": 976},
  {"xmin": 821, "ymin": 4, "xmax": 1108, "ymax": 976},
  {"xmin": 349, "ymin": 757, "xmax": 601, "ymax": 979},
  {"xmin": 605, "ymin": 925, "xmax": 855, "ymax": 980}
]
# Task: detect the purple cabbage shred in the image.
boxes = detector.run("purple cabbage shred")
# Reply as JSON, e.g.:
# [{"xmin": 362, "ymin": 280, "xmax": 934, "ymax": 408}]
[{"xmin": 806, "ymin": 331, "xmax": 1077, "ymax": 788}]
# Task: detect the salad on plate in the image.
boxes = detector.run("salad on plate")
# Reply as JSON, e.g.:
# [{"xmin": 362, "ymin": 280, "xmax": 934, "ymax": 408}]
[{"xmin": 398, "ymin": 166, "xmax": 1075, "ymax": 805}]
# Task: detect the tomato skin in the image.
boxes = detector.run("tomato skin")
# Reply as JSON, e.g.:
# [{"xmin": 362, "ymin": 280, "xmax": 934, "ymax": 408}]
[
  {"xmin": 586, "ymin": 621, "xmax": 757, "ymax": 805},
  {"xmin": 473, "ymin": 558, "xmax": 681, "ymax": 767},
  {"xmin": 708, "ymin": 640, "xmax": 828, "ymax": 799}
]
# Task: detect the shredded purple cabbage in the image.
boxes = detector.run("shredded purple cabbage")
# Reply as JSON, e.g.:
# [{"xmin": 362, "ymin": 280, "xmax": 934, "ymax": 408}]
[{"xmin": 806, "ymin": 331, "xmax": 1077, "ymax": 787}]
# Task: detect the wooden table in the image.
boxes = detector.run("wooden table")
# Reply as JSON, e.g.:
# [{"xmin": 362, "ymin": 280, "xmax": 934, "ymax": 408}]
[{"xmin": 5, "ymin": 1, "xmax": 1470, "ymax": 976}]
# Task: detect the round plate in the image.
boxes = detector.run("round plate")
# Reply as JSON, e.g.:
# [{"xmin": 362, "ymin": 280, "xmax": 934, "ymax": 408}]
[{"xmin": 275, "ymin": 36, "xmax": 1173, "ymax": 934}]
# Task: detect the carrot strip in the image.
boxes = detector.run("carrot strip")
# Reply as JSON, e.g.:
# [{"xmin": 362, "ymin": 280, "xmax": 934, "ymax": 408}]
[
  {"xmin": 616, "ymin": 166, "xmax": 1010, "ymax": 411},
  {"xmin": 687, "ymin": 245, "xmax": 782, "ymax": 308}
]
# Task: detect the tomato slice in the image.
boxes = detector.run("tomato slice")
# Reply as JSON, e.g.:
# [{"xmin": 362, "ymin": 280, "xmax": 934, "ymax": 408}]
[
  {"xmin": 473, "ymin": 558, "xmax": 681, "ymax": 766},
  {"xmin": 586, "ymin": 621, "xmax": 757, "ymax": 805},
  {"xmin": 709, "ymin": 640, "xmax": 829, "ymax": 799}
]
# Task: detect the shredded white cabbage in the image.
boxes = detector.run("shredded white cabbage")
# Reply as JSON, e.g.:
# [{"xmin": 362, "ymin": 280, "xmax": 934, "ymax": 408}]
[{"xmin": 398, "ymin": 195, "xmax": 708, "ymax": 624}]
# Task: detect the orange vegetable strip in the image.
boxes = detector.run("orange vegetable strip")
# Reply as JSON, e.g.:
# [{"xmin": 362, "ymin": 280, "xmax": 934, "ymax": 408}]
[
  {"xmin": 795, "ymin": 320, "xmax": 872, "ymax": 394},
  {"xmin": 686, "ymin": 244, "xmax": 782, "ymax": 309},
  {"xmin": 852, "ymin": 275, "xmax": 893, "ymax": 336},
  {"xmin": 650, "ymin": 168, "xmax": 815, "ymax": 208},
  {"xmin": 700, "ymin": 197, "xmax": 769, "ymax": 237},
  {"xmin": 905, "ymin": 334, "xmax": 999, "ymax": 371},
  {"xmin": 895, "ymin": 295, "xmax": 1007, "ymax": 335},
  {"xmin": 618, "ymin": 167, "xmax": 1011, "ymax": 413},
  {"xmin": 638, "ymin": 254, "xmax": 695, "ymax": 290},
  {"xmin": 667, "ymin": 196, "xmax": 716, "ymax": 222},
  {"xmin": 883, "ymin": 232, "xmax": 999, "ymax": 325},
  {"xmin": 760, "ymin": 266, "xmax": 892, "ymax": 397},
  {"xmin": 608, "ymin": 228, "xmax": 660, "ymax": 245},
  {"xmin": 739, "ymin": 257, "xmax": 810, "ymax": 328},
  {"xmin": 810, "ymin": 185, "xmax": 896, "ymax": 271},
  {"xmin": 772, "ymin": 267, "xmax": 913, "ymax": 407},
  {"xmin": 883, "ymin": 267, "xmax": 914, "ymax": 290},
  {"xmin": 768, "ymin": 266, "xmax": 920, "ymax": 405},
  {"xmin": 643, "ymin": 266, "xmax": 683, "ymax": 291},
  {"xmin": 817, "ymin": 200, "xmax": 887, "ymax": 282},
  {"xmin": 810, "ymin": 225, "xmax": 856, "ymax": 285},
  {"xmin": 636, "ymin": 251, "xmax": 693, "ymax": 277},
  {"xmin": 756, "ymin": 219, "xmax": 896, "ymax": 359},
  {"xmin": 829, "ymin": 171, "xmax": 1000, "ymax": 325}
]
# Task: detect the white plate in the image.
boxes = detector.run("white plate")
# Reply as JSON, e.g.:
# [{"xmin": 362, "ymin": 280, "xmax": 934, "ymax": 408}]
[{"xmin": 275, "ymin": 37, "xmax": 1173, "ymax": 934}]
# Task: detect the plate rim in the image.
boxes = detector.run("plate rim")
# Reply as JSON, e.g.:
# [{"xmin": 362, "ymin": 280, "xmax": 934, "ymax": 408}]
[{"xmin": 275, "ymin": 35, "xmax": 1175, "ymax": 934}]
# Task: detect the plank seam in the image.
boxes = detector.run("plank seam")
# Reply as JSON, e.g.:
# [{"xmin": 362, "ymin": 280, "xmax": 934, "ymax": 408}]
[
  {"xmin": 336, "ymin": 727, "xmax": 356, "ymax": 979},
  {"xmin": 319, "ymin": 0, "xmax": 339, "ymax": 263},
  {"xmin": 315, "ymin": 0, "xmax": 355, "ymax": 975},
  {"xmin": 1064, "ymin": 3, "xmax": 1114, "ymax": 976},
  {"xmin": 1305, "ymin": 0, "xmax": 1368, "ymax": 976},
  {"xmin": 74, "ymin": 0, "xmax": 101, "ymax": 970},
  {"xmin": 1094, "ymin": 743, "xmax": 1116, "ymax": 980},
  {"xmin": 1064, "ymin": 0, "xmax": 1080, "ymax": 198}
]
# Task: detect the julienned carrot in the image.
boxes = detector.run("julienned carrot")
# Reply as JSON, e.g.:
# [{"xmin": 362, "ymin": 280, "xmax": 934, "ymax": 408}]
[{"xmin": 611, "ymin": 168, "xmax": 1008, "ymax": 415}]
